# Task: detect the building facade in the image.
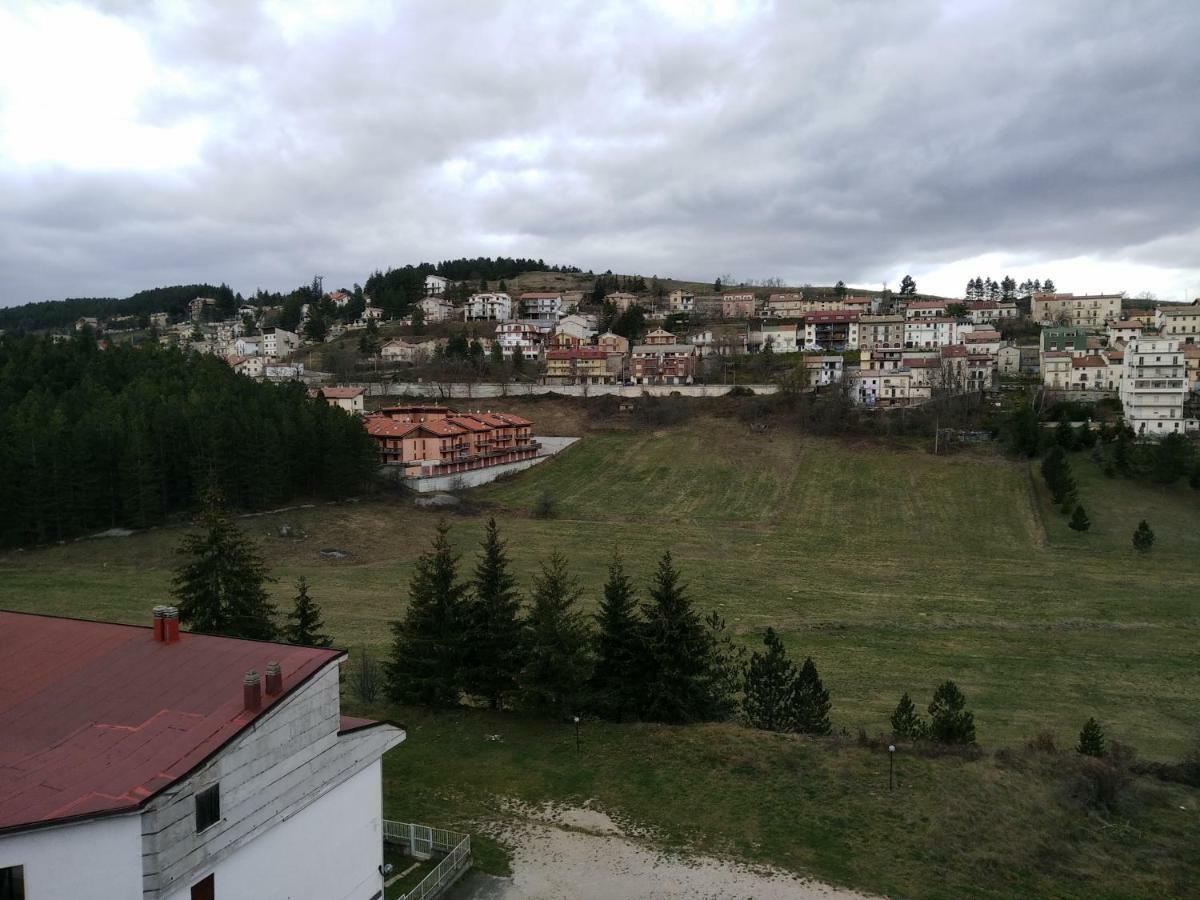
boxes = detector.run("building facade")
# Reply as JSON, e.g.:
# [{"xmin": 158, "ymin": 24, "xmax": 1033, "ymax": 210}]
[
  {"xmin": 1032, "ymin": 292, "xmax": 1122, "ymax": 327},
  {"xmin": 1119, "ymin": 339, "xmax": 1194, "ymax": 435}
]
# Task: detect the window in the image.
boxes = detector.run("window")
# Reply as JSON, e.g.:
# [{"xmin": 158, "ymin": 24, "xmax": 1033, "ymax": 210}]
[
  {"xmin": 195, "ymin": 783, "xmax": 221, "ymax": 833},
  {"xmin": 190, "ymin": 874, "xmax": 215, "ymax": 900},
  {"xmin": 0, "ymin": 867, "xmax": 24, "ymax": 900}
]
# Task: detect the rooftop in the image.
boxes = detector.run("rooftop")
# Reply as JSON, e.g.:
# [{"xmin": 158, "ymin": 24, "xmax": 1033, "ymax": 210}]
[
  {"xmin": 320, "ymin": 386, "xmax": 365, "ymax": 399},
  {"xmin": 0, "ymin": 611, "xmax": 344, "ymax": 834}
]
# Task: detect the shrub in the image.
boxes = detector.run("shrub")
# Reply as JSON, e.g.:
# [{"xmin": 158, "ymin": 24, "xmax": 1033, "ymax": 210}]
[
  {"xmin": 348, "ymin": 647, "xmax": 382, "ymax": 704},
  {"xmin": 928, "ymin": 680, "xmax": 976, "ymax": 744},
  {"xmin": 1071, "ymin": 758, "xmax": 1130, "ymax": 811},
  {"xmin": 727, "ymin": 385, "xmax": 755, "ymax": 397},
  {"xmin": 1068, "ymin": 504, "xmax": 1090, "ymax": 532},
  {"xmin": 1027, "ymin": 730, "xmax": 1059, "ymax": 754},
  {"xmin": 1077, "ymin": 718, "xmax": 1106, "ymax": 757},
  {"xmin": 533, "ymin": 490, "xmax": 556, "ymax": 519},
  {"xmin": 1132, "ymin": 520, "xmax": 1155, "ymax": 553}
]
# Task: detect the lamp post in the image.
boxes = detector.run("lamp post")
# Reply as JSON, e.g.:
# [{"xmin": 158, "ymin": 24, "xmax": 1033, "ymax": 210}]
[
  {"xmin": 574, "ymin": 715, "xmax": 581, "ymax": 752},
  {"xmin": 888, "ymin": 744, "xmax": 896, "ymax": 791}
]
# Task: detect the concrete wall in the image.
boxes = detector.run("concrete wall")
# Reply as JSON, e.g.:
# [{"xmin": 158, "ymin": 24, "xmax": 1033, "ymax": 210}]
[
  {"xmin": 0, "ymin": 814, "xmax": 143, "ymax": 898},
  {"xmin": 162, "ymin": 760, "xmax": 385, "ymax": 900},
  {"xmin": 355, "ymin": 381, "xmax": 778, "ymax": 399},
  {"xmin": 143, "ymin": 664, "xmax": 403, "ymax": 898},
  {"xmin": 399, "ymin": 436, "xmax": 579, "ymax": 493}
]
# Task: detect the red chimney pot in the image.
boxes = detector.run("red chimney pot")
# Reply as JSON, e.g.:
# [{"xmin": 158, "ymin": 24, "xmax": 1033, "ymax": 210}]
[
  {"xmin": 243, "ymin": 670, "xmax": 262, "ymax": 712},
  {"xmin": 152, "ymin": 605, "xmax": 167, "ymax": 642},
  {"xmin": 265, "ymin": 661, "xmax": 282, "ymax": 695},
  {"xmin": 163, "ymin": 606, "xmax": 180, "ymax": 643}
]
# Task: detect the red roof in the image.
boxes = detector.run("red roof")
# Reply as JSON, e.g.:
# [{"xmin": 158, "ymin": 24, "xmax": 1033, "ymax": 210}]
[
  {"xmin": 1072, "ymin": 356, "xmax": 1108, "ymax": 368},
  {"xmin": 0, "ymin": 611, "xmax": 343, "ymax": 834},
  {"xmin": 902, "ymin": 357, "xmax": 941, "ymax": 368},
  {"xmin": 321, "ymin": 387, "xmax": 364, "ymax": 399}
]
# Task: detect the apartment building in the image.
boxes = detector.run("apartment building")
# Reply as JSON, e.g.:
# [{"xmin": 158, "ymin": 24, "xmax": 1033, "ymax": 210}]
[
  {"xmin": 1032, "ymin": 292, "xmax": 1122, "ymax": 327},
  {"xmin": 1119, "ymin": 339, "xmax": 1193, "ymax": 435},
  {"xmin": 1155, "ymin": 301, "xmax": 1200, "ymax": 344},
  {"xmin": 859, "ymin": 314, "xmax": 905, "ymax": 351},
  {"xmin": 465, "ymin": 292, "xmax": 513, "ymax": 321}
]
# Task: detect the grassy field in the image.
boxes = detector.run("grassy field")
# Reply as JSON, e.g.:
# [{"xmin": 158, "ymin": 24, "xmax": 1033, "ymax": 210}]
[{"xmin": 1, "ymin": 401, "xmax": 1198, "ymax": 896}]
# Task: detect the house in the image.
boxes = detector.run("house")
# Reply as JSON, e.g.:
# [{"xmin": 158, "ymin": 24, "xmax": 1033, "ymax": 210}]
[
  {"xmin": 668, "ymin": 289, "xmax": 695, "ymax": 313},
  {"xmin": 234, "ymin": 336, "xmax": 262, "ymax": 357},
  {"xmin": 803, "ymin": 354, "xmax": 844, "ymax": 386},
  {"xmin": 262, "ymin": 327, "xmax": 299, "ymax": 358},
  {"xmin": 903, "ymin": 300, "xmax": 948, "ymax": 319},
  {"xmin": 803, "ymin": 311, "xmax": 859, "ymax": 350},
  {"xmin": 604, "ymin": 292, "xmax": 640, "ymax": 313},
  {"xmin": 544, "ymin": 348, "xmax": 612, "ymax": 385},
  {"xmin": 858, "ymin": 314, "xmax": 905, "ymax": 351},
  {"xmin": 996, "ymin": 345, "xmax": 1022, "ymax": 375},
  {"xmin": 1032, "ymin": 292, "xmax": 1123, "ymax": 327},
  {"xmin": 852, "ymin": 368, "xmax": 917, "ymax": 407},
  {"xmin": 903, "ymin": 317, "xmax": 960, "ymax": 349},
  {"xmin": 966, "ymin": 301, "xmax": 1019, "ymax": 324},
  {"xmin": 365, "ymin": 405, "xmax": 537, "ymax": 475},
  {"xmin": 380, "ymin": 338, "xmax": 432, "ymax": 364},
  {"xmin": 630, "ymin": 329, "xmax": 696, "ymax": 384},
  {"xmin": 1184, "ymin": 344, "xmax": 1200, "ymax": 391},
  {"xmin": 417, "ymin": 297, "xmax": 456, "ymax": 324},
  {"xmin": 721, "ymin": 291, "xmax": 756, "ymax": 319},
  {"xmin": 353, "ymin": 301, "xmax": 385, "ymax": 328},
  {"xmin": 597, "ymin": 332, "xmax": 629, "ymax": 355},
  {"xmin": 465, "ymin": 292, "xmax": 513, "ymax": 321},
  {"xmin": 1068, "ymin": 355, "xmax": 1117, "ymax": 391},
  {"xmin": 963, "ymin": 329, "xmax": 1002, "ymax": 356},
  {"xmin": 495, "ymin": 322, "xmax": 543, "ymax": 360},
  {"xmin": 1155, "ymin": 301, "xmax": 1200, "ymax": 344},
  {"xmin": 0, "ymin": 608, "xmax": 403, "ymax": 900},
  {"xmin": 750, "ymin": 320, "xmax": 801, "ymax": 353},
  {"xmin": 225, "ymin": 355, "xmax": 264, "ymax": 380},
  {"xmin": 556, "ymin": 313, "xmax": 598, "ymax": 342},
  {"xmin": 1041, "ymin": 352, "xmax": 1073, "ymax": 389},
  {"xmin": 1106, "ymin": 319, "xmax": 1143, "ymax": 346},
  {"xmin": 189, "ymin": 297, "xmax": 217, "ymax": 320},
  {"xmin": 765, "ymin": 294, "xmax": 806, "ymax": 318},
  {"xmin": 519, "ymin": 292, "xmax": 563, "ymax": 323},
  {"xmin": 424, "ymin": 274, "xmax": 450, "ymax": 296},
  {"xmin": 319, "ymin": 386, "xmax": 365, "ymax": 413},
  {"xmin": 1119, "ymin": 339, "xmax": 1196, "ymax": 435},
  {"xmin": 1042, "ymin": 325, "xmax": 1089, "ymax": 354}
]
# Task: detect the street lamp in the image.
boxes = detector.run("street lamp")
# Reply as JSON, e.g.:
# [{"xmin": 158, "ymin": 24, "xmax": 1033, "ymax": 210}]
[
  {"xmin": 573, "ymin": 715, "xmax": 581, "ymax": 752},
  {"xmin": 888, "ymin": 744, "xmax": 896, "ymax": 791}
]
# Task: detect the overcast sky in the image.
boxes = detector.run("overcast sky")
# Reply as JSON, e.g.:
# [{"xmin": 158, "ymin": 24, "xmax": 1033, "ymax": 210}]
[{"xmin": 2, "ymin": 0, "xmax": 1198, "ymax": 306}]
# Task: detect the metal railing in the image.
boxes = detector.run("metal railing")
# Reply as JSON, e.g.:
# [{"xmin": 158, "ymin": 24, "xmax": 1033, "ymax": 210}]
[{"xmin": 383, "ymin": 821, "xmax": 472, "ymax": 900}]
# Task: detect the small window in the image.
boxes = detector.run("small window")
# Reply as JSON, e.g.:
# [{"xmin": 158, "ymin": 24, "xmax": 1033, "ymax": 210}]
[
  {"xmin": 195, "ymin": 784, "xmax": 221, "ymax": 833},
  {"xmin": 0, "ymin": 866, "xmax": 24, "ymax": 900}
]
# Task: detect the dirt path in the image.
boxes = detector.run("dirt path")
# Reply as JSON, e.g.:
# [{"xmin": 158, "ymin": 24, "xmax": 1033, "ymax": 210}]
[{"xmin": 449, "ymin": 805, "xmax": 876, "ymax": 900}]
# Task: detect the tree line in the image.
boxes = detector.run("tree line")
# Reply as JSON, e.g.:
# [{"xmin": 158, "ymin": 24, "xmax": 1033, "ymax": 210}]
[
  {"xmin": 0, "ymin": 334, "xmax": 378, "ymax": 547},
  {"xmin": 0, "ymin": 283, "xmax": 239, "ymax": 334}
]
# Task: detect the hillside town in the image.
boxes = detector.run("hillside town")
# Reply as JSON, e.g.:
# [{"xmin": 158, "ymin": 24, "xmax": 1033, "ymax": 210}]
[{"xmin": 69, "ymin": 271, "xmax": 1200, "ymax": 440}]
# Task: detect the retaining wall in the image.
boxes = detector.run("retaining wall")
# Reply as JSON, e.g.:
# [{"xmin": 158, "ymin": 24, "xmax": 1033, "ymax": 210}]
[{"xmin": 354, "ymin": 382, "xmax": 778, "ymax": 399}]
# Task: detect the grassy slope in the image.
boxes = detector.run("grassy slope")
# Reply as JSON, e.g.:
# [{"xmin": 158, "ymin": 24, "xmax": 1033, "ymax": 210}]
[{"xmin": 2, "ymin": 407, "xmax": 1198, "ymax": 897}]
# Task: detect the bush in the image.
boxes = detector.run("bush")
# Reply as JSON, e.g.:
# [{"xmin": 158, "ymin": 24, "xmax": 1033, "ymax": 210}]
[
  {"xmin": 727, "ymin": 385, "xmax": 755, "ymax": 397},
  {"xmin": 1071, "ymin": 758, "xmax": 1130, "ymax": 811},
  {"xmin": 1132, "ymin": 520, "xmax": 1155, "ymax": 553},
  {"xmin": 1027, "ymin": 730, "xmax": 1059, "ymax": 754},
  {"xmin": 1068, "ymin": 504, "xmax": 1090, "ymax": 532},
  {"xmin": 348, "ymin": 647, "xmax": 382, "ymax": 704},
  {"xmin": 1077, "ymin": 718, "xmax": 1105, "ymax": 757},
  {"xmin": 533, "ymin": 490, "xmax": 556, "ymax": 519}
]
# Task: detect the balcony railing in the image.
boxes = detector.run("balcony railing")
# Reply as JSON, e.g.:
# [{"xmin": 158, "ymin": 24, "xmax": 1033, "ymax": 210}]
[{"xmin": 382, "ymin": 821, "xmax": 471, "ymax": 900}]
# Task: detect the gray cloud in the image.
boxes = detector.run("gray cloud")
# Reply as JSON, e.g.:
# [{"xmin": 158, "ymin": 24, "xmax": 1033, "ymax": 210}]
[{"xmin": 1, "ymin": 0, "xmax": 1198, "ymax": 305}]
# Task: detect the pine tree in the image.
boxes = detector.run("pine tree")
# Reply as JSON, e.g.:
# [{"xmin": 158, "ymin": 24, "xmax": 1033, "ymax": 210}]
[
  {"xmin": 638, "ymin": 551, "xmax": 714, "ymax": 723},
  {"xmin": 789, "ymin": 656, "xmax": 832, "ymax": 735},
  {"xmin": 743, "ymin": 628, "xmax": 796, "ymax": 731},
  {"xmin": 702, "ymin": 611, "xmax": 744, "ymax": 721},
  {"xmin": 171, "ymin": 486, "xmax": 277, "ymax": 640},
  {"xmin": 387, "ymin": 521, "xmax": 468, "ymax": 707},
  {"xmin": 283, "ymin": 576, "xmax": 333, "ymax": 647},
  {"xmin": 1055, "ymin": 417, "xmax": 1076, "ymax": 449},
  {"xmin": 590, "ymin": 552, "xmax": 642, "ymax": 721},
  {"xmin": 1077, "ymin": 717, "xmax": 1106, "ymax": 758},
  {"xmin": 1068, "ymin": 504, "xmax": 1090, "ymax": 532},
  {"xmin": 899, "ymin": 274, "xmax": 917, "ymax": 295},
  {"xmin": 927, "ymin": 680, "xmax": 976, "ymax": 744},
  {"xmin": 1132, "ymin": 520, "xmax": 1155, "ymax": 553},
  {"xmin": 1113, "ymin": 428, "xmax": 1132, "ymax": 475},
  {"xmin": 890, "ymin": 691, "xmax": 926, "ymax": 739},
  {"xmin": 461, "ymin": 518, "xmax": 525, "ymax": 709},
  {"xmin": 1043, "ymin": 278, "xmax": 1056, "ymax": 293},
  {"xmin": 520, "ymin": 551, "xmax": 593, "ymax": 717}
]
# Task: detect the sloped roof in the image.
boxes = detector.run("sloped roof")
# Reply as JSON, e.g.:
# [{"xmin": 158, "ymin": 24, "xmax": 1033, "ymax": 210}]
[{"xmin": 0, "ymin": 611, "xmax": 342, "ymax": 834}]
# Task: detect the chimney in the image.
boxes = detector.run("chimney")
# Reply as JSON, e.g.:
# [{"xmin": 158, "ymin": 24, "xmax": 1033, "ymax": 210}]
[
  {"xmin": 243, "ymin": 670, "xmax": 262, "ymax": 712},
  {"xmin": 162, "ymin": 606, "xmax": 180, "ymax": 643},
  {"xmin": 265, "ymin": 661, "xmax": 282, "ymax": 695},
  {"xmin": 152, "ymin": 605, "xmax": 167, "ymax": 641}
]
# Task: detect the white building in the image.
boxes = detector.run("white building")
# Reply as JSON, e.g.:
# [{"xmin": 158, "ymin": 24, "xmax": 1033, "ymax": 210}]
[
  {"xmin": 1155, "ymin": 301, "xmax": 1200, "ymax": 345},
  {"xmin": 0, "ymin": 609, "xmax": 403, "ymax": 900},
  {"xmin": 417, "ymin": 297, "xmax": 456, "ymax": 323},
  {"xmin": 1032, "ymin": 292, "xmax": 1123, "ymax": 327},
  {"xmin": 262, "ymin": 327, "xmax": 299, "ymax": 358},
  {"xmin": 557, "ymin": 313, "xmax": 598, "ymax": 342},
  {"xmin": 668, "ymin": 289, "xmax": 695, "ymax": 313},
  {"xmin": 519, "ymin": 292, "xmax": 563, "ymax": 323},
  {"xmin": 904, "ymin": 318, "xmax": 962, "ymax": 349},
  {"xmin": 319, "ymin": 386, "xmax": 365, "ymax": 413},
  {"xmin": 1119, "ymin": 339, "xmax": 1196, "ymax": 435},
  {"xmin": 1106, "ymin": 319, "xmax": 1143, "ymax": 346},
  {"xmin": 234, "ymin": 336, "xmax": 261, "ymax": 357},
  {"xmin": 495, "ymin": 322, "xmax": 543, "ymax": 360},
  {"xmin": 424, "ymin": 274, "xmax": 450, "ymax": 296},
  {"xmin": 966, "ymin": 301, "xmax": 1019, "ymax": 324},
  {"xmin": 465, "ymin": 292, "xmax": 513, "ymax": 321}
]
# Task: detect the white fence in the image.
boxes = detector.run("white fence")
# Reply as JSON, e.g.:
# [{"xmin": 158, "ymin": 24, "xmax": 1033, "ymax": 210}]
[{"xmin": 382, "ymin": 820, "xmax": 471, "ymax": 900}]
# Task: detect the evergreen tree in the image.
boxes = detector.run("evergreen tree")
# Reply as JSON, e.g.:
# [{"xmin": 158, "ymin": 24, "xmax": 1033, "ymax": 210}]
[
  {"xmin": 1113, "ymin": 428, "xmax": 1132, "ymax": 475},
  {"xmin": 1043, "ymin": 278, "xmax": 1056, "ymax": 293},
  {"xmin": 1069, "ymin": 504, "xmax": 1090, "ymax": 532},
  {"xmin": 743, "ymin": 628, "xmax": 796, "ymax": 731},
  {"xmin": 461, "ymin": 518, "xmax": 525, "ymax": 709},
  {"xmin": 358, "ymin": 317, "xmax": 380, "ymax": 356},
  {"xmin": 590, "ymin": 552, "xmax": 642, "ymax": 721},
  {"xmin": 387, "ymin": 522, "xmax": 468, "ymax": 706},
  {"xmin": 1055, "ymin": 417, "xmax": 1076, "ymax": 449},
  {"xmin": 890, "ymin": 691, "xmax": 926, "ymax": 739},
  {"xmin": 638, "ymin": 551, "xmax": 714, "ymax": 723},
  {"xmin": 927, "ymin": 680, "xmax": 976, "ymax": 744},
  {"xmin": 520, "ymin": 551, "xmax": 593, "ymax": 717},
  {"xmin": 1132, "ymin": 520, "xmax": 1155, "ymax": 553},
  {"xmin": 490, "ymin": 341, "xmax": 505, "ymax": 367},
  {"xmin": 702, "ymin": 611, "xmax": 745, "ymax": 721},
  {"xmin": 1077, "ymin": 717, "xmax": 1106, "ymax": 757},
  {"xmin": 834, "ymin": 280, "xmax": 847, "ymax": 298},
  {"xmin": 899, "ymin": 274, "xmax": 917, "ymax": 295},
  {"xmin": 283, "ymin": 576, "xmax": 332, "ymax": 647},
  {"xmin": 789, "ymin": 656, "xmax": 832, "ymax": 735},
  {"xmin": 171, "ymin": 487, "xmax": 277, "ymax": 640}
]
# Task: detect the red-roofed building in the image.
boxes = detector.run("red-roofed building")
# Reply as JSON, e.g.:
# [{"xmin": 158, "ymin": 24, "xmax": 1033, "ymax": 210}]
[
  {"xmin": 319, "ymin": 385, "xmax": 365, "ymax": 413},
  {"xmin": 364, "ymin": 405, "xmax": 538, "ymax": 475},
  {"xmin": 0, "ymin": 609, "xmax": 402, "ymax": 899}
]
